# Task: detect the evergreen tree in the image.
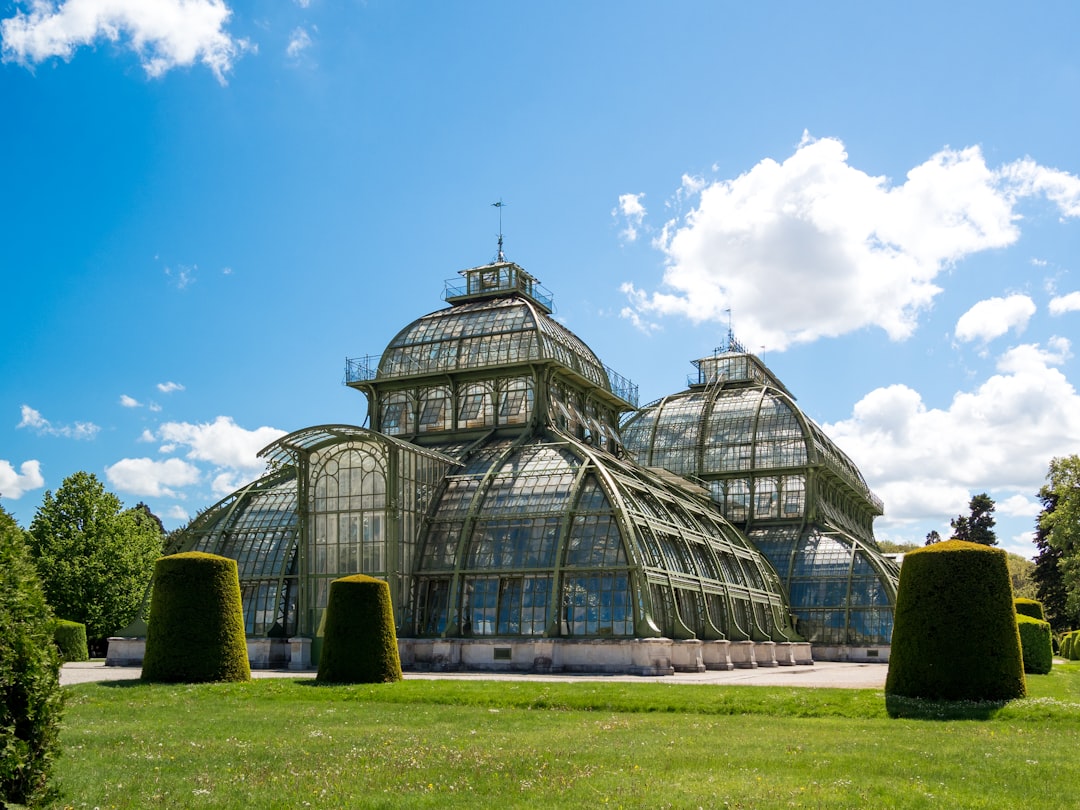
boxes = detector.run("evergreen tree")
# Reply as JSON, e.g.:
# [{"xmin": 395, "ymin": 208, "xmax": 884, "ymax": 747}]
[
  {"xmin": 1039, "ymin": 456, "xmax": 1080, "ymax": 622},
  {"xmin": 925, "ymin": 530, "xmax": 942, "ymax": 545},
  {"xmin": 27, "ymin": 472, "xmax": 164, "ymax": 653},
  {"xmin": 951, "ymin": 493, "xmax": 997, "ymax": 545},
  {"xmin": 1032, "ymin": 484, "xmax": 1070, "ymax": 630}
]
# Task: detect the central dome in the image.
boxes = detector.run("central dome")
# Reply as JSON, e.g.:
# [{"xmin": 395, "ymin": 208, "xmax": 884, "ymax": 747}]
[{"xmin": 378, "ymin": 295, "xmax": 609, "ymax": 392}]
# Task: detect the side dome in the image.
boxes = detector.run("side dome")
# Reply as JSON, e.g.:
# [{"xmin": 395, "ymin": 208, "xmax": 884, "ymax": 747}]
[{"xmin": 621, "ymin": 347, "xmax": 898, "ymax": 650}]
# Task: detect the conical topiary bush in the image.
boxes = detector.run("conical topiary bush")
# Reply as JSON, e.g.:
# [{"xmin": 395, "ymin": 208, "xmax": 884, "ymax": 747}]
[
  {"xmin": 886, "ymin": 540, "xmax": 1024, "ymax": 711},
  {"xmin": 142, "ymin": 552, "xmax": 250, "ymax": 683},
  {"xmin": 316, "ymin": 574, "xmax": 402, "ymax": 684}
]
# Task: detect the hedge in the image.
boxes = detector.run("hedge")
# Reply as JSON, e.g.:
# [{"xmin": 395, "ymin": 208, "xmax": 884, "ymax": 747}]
[
  {"xmin": 1014, "ymin": 598, "xmax": 1045, "ymax": 621},
  {"xmin": 1016, "ymin": 614, "xmax": 1053, "ymax": 675},
  {"xmin": 53, "ymin": 619, "xmax": 89, "ymax": 663},
  {"xmin": 886, "ymin": 540, "xmax": 1025, "ymax": 707},
  {"xmin": 1, "ymin": 507, "xmax": 63, "ymax": 807},
  {"xmin": 142, "ymin": 552, "xmax": 250, "ymax": 683},
  {"xmin": 316, "ymin": 574, "xmax": 402, "ymax": 684}
]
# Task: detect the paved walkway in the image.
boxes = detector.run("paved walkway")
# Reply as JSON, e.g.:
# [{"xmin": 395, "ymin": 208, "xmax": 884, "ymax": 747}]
[{"xmin": 61, "ymin": 660, "xmax": 888, "ymax": 689}]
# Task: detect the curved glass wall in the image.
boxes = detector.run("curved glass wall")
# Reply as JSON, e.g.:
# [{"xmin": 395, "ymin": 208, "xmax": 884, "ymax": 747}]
[
  {"xmin": 181, "ymin": 469, "xmax": 301, "ymax": 637},
  {"xmin": 414, "ymin": 434, "xmax": 794, "ymax": 642},
  {"xmin": 751, "ymin": 526, "xmax": 896, "ymax": 645}
]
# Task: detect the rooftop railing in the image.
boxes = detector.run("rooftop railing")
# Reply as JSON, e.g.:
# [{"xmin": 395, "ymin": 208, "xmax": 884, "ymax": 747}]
[{"xmin": 346, "ymin": 352, "xmax": 639, "ymax": 407}]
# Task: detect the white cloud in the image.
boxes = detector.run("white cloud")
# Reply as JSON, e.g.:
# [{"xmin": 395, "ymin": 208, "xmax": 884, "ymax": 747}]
[
  {"xmin": 119, "ymin": 394, "xmax": 141, "ymax": 408},
  {"xmin": 105, "ymin": 456, "xmax": 201, "ymax": 497},
  {"xmin": 997, "ymin": 494, "xmax": 1042, "ymax": 519},
  {"xmin": 155, "ymin": 415, "xmax": 285, "ymax": 471},
  {"xmin": 285, "ymin": 26, "xmax": 311, "ymax": 59},
  {"xmin": 165, "ymin": 505, "xmax": 190, "ymax": 521},
  {"xmin": 17, "ymin": 404, "xmax": 100, "ymax": 439},
  {"xmin": 1050, "ymin": 291, "xmax": 1080, "ymax": 315},
  {"xmin": 613, "ymin": 193, "xmax": 646, "ymax": 242},
  {"xmin": 825, "ymin": 339, "xmax": 1080, "ymax": 533},
  {"xmin": 165, "ymin": 264, "xmax": 196, "ymax": 288},
  {"xmin": 0, "ymin": 0, "xmax": 251, "ymax": 83},
  {"xmin": 157, "ymin": 381, "xmax": 185, "ymax": 394},
  {"xmin": 954, "ymin": 294, "xmax": 1036, "ymax": 343},
  {"xmin": 622, "ymin": 134, "xmax": 1080, "ymax": 350},
  {"xmin": 0, "ymin": 458, "xmax": 45, "ymax": 499}
]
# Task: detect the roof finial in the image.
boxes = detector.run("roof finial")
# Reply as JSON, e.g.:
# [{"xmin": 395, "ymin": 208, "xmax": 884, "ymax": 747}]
[{"xmin": 492, "ymin": 199, "xmax": 507, "ymax": 262}]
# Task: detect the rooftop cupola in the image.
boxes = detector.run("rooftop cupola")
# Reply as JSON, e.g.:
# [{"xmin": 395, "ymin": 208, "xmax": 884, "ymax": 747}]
[{"xmin": 443, "ymin": 261, "xmax": 554, "ymax": 313}]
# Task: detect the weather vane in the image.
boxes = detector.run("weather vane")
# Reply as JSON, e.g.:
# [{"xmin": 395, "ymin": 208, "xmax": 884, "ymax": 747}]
[{"xmin": 492, "ymin": 199, "xmax": 507, "ymax": 262}]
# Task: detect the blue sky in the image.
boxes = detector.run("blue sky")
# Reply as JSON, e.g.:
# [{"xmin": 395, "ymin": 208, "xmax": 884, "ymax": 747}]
[{"xmin": 2, "ymin": 1, "xmax": 1079, "ymax": 560}]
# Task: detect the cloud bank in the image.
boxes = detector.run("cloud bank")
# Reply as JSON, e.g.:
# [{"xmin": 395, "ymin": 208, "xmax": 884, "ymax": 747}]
[
  {"xmin": 824, "ymin": 337, "xmax": 1080, "ymax": 535},
  {"xmin": 619, "ymin": 134, "xmax": 1080, "ymax": 351},
  {"xmin": 109, "ymin": 415, "xmax": 286, "ymax": 501},
  {"xmin": 1, "ymin": 0, "xmax": 251, "ymax": 83}
]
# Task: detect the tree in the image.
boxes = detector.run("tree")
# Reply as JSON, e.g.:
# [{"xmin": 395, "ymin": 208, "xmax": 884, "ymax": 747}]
[
  {"xmin": 924, "ymin": 530, "xmax": 942, "ymax": 545},
  {"xmin": 1006, "ymin": 552, "xmax": 1037, "ymax": 600},
  {"xmin": 27, "ymin": 472, "xmax": 164, "ymax": 654},
  {"xmin": 0, "ymin": 504, "xmax": 63, "ymax": 807},
  {"xmin": 1033, "ymin": 477, "xmax": 1071, "ymax": 631},
  {"xmin": 950, "ymin": 493, "xmax": 997, "ymax": 545},
  {"xmin": 1038, "ymin": 456, "xmax": 1080, "ymax": 622}
]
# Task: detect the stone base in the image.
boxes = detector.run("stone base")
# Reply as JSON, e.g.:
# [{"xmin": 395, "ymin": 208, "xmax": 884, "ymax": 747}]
[
  {"xmin": 105, "ymin": 637, "xmax": 146, "ymax": 667},
  {"xmin": 811, "ymin": 644, "xmax": 889, "ymax": 663},
  {"xmin": 106, "ymin": 635, "xmax": 825, "ymax": 674},
  {"xmin": 729, "ymin": 640, "xmax": 758, "ymax": 669},
  {"xmin": 248, "ymin": 638, "xmax": 290, "ymax": 669},
  {"xmin": 753, "ymin": 641, "xmax": 779, "ymax": 668}
]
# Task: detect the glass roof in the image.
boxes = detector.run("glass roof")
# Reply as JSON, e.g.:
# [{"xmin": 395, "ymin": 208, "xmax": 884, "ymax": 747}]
[
  {"xmin": 373, "ymin": 297, "xmax": 610, "ymax": 388},
  {"xmin": 622, "ymin": 383, "xmax": 882, "ymax": 513}
]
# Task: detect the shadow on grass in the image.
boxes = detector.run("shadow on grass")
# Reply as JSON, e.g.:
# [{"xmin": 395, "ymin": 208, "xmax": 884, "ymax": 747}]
[
  {"xmin": 885, "ymin": 693, "xmax": 1010, "ymax": 720},
  {"xmin": 93, "ymin": 679, "xmax": 146, "ymax": 689}
]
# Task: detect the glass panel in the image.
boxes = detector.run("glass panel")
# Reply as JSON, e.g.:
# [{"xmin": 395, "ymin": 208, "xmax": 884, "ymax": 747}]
[{"xmin": 562, "ymin": 574, "xmax": 632, "ymax": 637}]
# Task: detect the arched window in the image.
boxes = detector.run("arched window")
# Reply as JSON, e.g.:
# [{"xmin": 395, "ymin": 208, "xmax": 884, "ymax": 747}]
[
  {"xmin": 417, "ymin": 386, "xmax": 452, "ymax": 432},
  {"xmin": 380, "ymin": 391, "xmax": 413, "ymax": 435},
  {"xmin": 458, "ymin": 382, "xmax": 494, "ymax": 429},
  {"xmin": 498, "ymin": 377, "xmax": 534, "ymax": 425}
]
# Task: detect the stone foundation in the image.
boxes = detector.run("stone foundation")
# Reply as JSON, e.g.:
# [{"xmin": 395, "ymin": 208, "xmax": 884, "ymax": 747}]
[
  {"xmin": 107, "ymin": 635, "xmax": 828, "ymax": 675},
  {"xmin": 811, "ymin": 645, "xmax": 889, "ymax": 663}
]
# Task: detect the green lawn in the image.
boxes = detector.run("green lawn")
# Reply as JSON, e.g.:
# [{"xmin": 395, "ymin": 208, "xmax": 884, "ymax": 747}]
[{"xmin": 52, "ymin": 663, "xmax": 1080, "ymax": 809}]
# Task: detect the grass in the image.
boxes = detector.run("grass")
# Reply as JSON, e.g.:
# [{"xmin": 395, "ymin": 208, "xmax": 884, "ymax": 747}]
[{"xmin": 51, "ymin": 662, "xmax": 1080, "ymax": 809}]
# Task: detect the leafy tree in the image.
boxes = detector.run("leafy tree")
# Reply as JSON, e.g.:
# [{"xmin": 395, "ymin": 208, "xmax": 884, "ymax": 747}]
[
  {"xmin": 877, "ymin": 540, "xmax": 920, "ymax": 554},
  {"xmin": 1039, "ymin": 456, "xmax": 1080, "ymax": 622},
  {"xmin": 0, "ymin": 504, "xmax": 63, "ymax": 807},
  {"xmin": 1005, "ymin": 552, "xmax": 1037, "ymax": 600},
  {"xmin": 27, "ymin": 472, "xmax": 164, "ymax": 653},
  {"xmin": 1033, "ymin": 478, "xmax": 1071, "ymax": 631},
  {"xmin": 950, "ymin": 493, "xmax": 997, "ymax": 545},
  {"xmin": 924, "ymin": 530, "xmax": 942, "ymax": 545}
]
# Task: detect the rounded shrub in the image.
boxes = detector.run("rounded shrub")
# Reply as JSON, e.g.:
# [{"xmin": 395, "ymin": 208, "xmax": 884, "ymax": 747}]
[
  {"xmin": 1, "ymin": 506, "xmax": 63, "ymax": 808},
  {"xmin": 1014, "ymin": 598, "xmax": 1045, "ymax": 621},
  {"xmin": 316, "ymin": 574, "xmax": 402, "ymax": 684},
  {"xmin": 1016, "ymin": 614, "xmax": 1053, "ymax": 675},
  {"xmin": 53, "ymin": 619, "xmax": 89, "ymax": 663},
  {"xmin": 886, "ymin": 540, "xmax": 1025, "ymax": 706},
  {"xmin": 1065, "ymin": 631, "xmax": 1080, "ymax": 661},
  {"xmin": 142, "ymin": 552, "xmax": 250, "ymax": 683}
]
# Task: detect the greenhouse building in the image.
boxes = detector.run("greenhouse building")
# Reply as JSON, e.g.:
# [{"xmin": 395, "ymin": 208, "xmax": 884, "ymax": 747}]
[{"xmin": 115, "ymin": 257, "xmax": 898, "ymax": 674}]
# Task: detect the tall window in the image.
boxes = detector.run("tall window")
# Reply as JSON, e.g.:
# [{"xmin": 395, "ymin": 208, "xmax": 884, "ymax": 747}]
[{"xmin": 418, "ymin": 386, "xmax": 452, "ymax": 432}]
